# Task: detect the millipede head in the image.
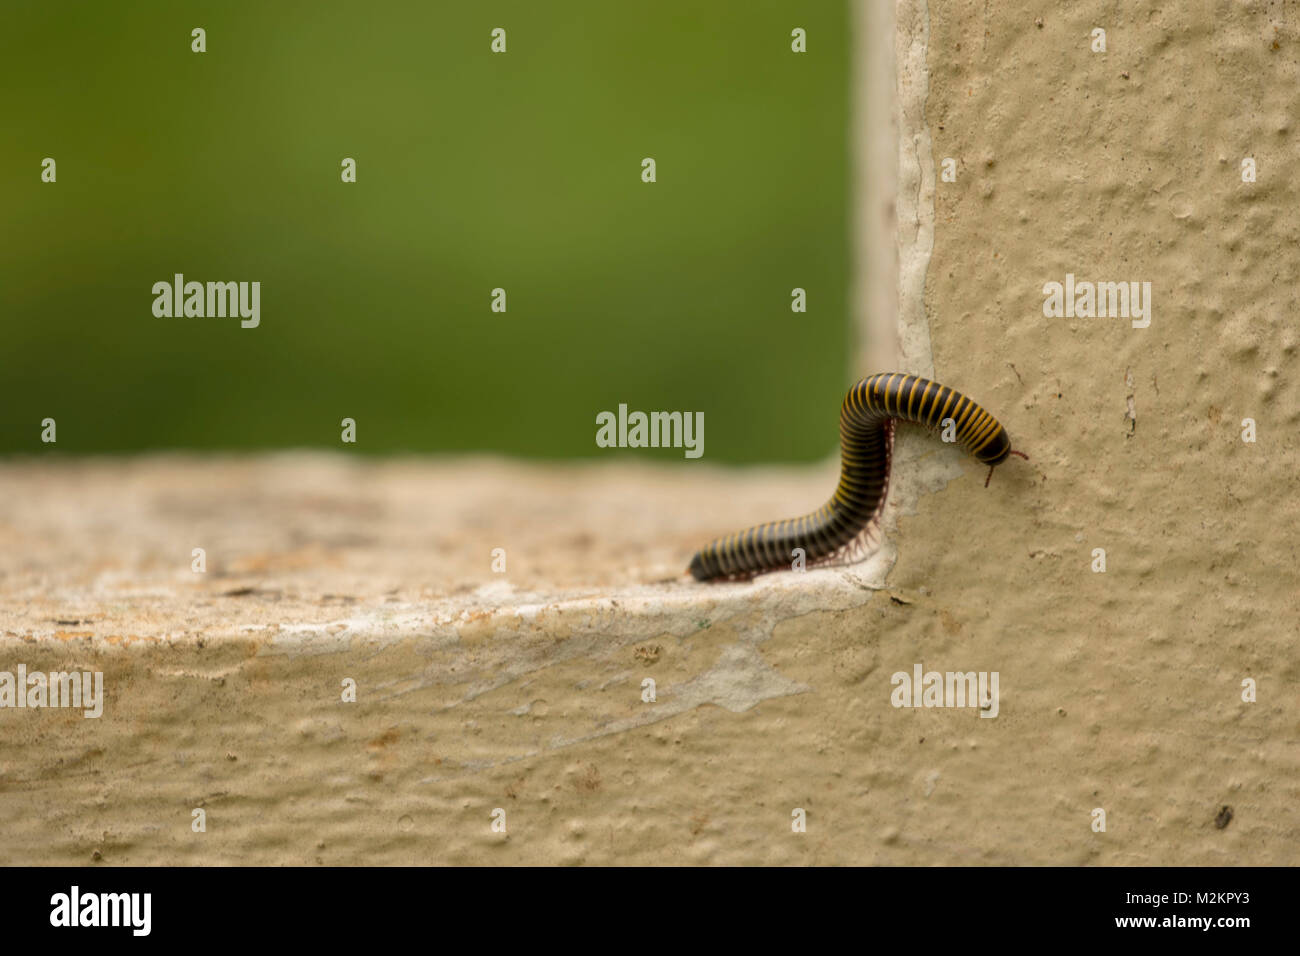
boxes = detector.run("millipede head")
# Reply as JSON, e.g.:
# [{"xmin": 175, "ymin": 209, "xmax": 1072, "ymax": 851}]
[{"xmin": 975, "ymin": 427, "xmax": 1013, "ymax": 467}]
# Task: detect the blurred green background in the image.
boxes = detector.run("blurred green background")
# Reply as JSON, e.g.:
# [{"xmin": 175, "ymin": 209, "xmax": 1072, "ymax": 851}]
[{"xmin": 1, "ymin": 0, "xmax": 850, "ymax": 462}]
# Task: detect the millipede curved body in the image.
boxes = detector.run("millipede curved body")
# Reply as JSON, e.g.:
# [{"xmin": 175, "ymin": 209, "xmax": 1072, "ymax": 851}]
[{"xmin": 688, "ymin": 372, "xmax": 1020, "ymax": 581}]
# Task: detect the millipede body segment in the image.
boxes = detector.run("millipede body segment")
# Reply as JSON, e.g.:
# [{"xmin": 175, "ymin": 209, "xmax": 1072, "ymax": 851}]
[{"xmin": 688, "ymin": 373, "xmax": 1024, "ymax": 582}]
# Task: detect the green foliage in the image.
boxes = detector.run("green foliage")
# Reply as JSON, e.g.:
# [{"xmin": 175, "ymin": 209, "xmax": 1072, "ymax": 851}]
[{"xmin": 0, "ymin": 0, "xmax": 849, "ymax": 461}]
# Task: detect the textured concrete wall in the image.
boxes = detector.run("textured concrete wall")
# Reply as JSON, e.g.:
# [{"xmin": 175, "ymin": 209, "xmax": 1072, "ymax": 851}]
[
  {"xmin": 0, "ymin": 456, "xmax": 892, "ymax": 865},
  {"xmin": 882, "ymin": 0, "xmax": 1298, "ymax": 864}
]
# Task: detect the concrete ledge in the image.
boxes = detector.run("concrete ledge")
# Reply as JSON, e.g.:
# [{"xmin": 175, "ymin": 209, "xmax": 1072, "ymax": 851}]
[{"xmin": 0, "ymin": 454, "xmax": 906, "ymax": 865}]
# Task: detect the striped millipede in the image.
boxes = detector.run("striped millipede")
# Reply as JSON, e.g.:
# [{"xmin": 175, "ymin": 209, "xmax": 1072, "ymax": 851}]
[{"xmin": 688, "ymin": 372, "xmax": 1028, "ymax": 582}]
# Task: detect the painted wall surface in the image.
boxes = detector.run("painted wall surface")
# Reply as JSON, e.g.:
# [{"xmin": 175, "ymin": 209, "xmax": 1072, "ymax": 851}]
[{"xmin": 883, "ymin": 0, "xmax": 1298, "ymax": 864}]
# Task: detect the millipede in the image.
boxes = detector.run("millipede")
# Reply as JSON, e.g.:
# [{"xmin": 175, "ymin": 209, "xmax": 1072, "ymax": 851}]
[{"xmin": 688, "ymin": 372, "xmax": 1027, "ymax": 582}]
